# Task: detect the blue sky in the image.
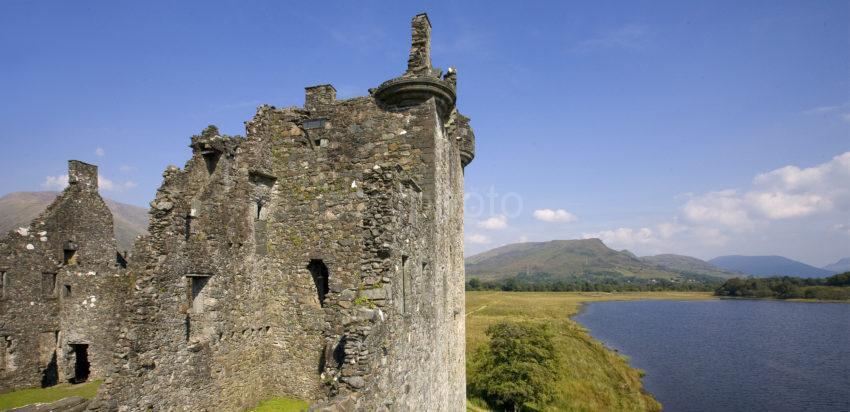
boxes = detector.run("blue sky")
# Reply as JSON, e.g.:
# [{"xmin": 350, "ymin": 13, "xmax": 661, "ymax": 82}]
[{"xmin": 1, "ymin": 1, "xmax": 848, "ymax": 265}]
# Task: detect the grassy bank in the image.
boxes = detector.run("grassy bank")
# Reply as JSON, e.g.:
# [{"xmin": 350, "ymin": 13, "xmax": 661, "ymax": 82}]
[
  {"xmin": 465, "ymin": 291, "xmax": 714, "ymax": 411},
  {"xmin": 0, "ymin": 380, "xmax": 101, "ymax": 411}
]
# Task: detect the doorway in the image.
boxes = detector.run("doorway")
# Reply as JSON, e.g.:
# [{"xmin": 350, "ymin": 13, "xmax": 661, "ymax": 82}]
[{"xmin": 69, "ymin": 344, "xmax": 90, "ymax": 383}]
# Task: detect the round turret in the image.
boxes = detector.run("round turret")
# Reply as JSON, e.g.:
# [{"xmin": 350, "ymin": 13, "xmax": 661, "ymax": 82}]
[{"xmin": 373, "ymin": 76, "xmax": 456, "ymax": 120}]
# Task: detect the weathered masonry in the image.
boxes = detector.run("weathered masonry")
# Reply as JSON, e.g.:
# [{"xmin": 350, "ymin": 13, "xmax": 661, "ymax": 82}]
[
  {"xmin": 93, "ymin": 13, "xmax": 475, "ymax": 411},
  {"xmin": 0, "ymin": 161, "xmax": 128, "ymax": 392}
]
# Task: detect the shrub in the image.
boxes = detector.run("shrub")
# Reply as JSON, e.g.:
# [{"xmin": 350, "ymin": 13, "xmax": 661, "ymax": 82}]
[{"xmin": 468, "ymin": 322, "xmax": 557, "ymax": 411}]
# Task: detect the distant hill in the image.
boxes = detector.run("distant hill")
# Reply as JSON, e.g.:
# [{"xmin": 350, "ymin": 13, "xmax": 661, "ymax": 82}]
[
  {"xmin": 0, "ymin": 191, "xmax": 148, "ymax": 251},
  {"xmin": 823, "ymin": 258, "xmax": 850, "ymax": 273},
  {"xmin": 708, "ymin": 255, "xmax": 836, "ymax": 278},
  {"xmin": 640, "ymin": 254, "xmax": 740, "ymax": 280},
  {"xmin": 465, "ymin": 239, "xmax": 721, "ymax": 282}
]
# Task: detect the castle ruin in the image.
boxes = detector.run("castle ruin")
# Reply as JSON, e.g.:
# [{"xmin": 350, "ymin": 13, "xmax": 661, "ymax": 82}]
[
  {"xmin": 0, "ymin": 161, "xmax": 128, "ymax": 392},
  {"xmin": 0, "ymin": 13, "xmax": 473, "ymax": 411}
]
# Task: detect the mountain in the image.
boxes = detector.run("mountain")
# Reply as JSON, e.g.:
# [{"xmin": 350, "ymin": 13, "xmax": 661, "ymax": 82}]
[
  {"xmin": 823, "ymin": 258, "xmax": 850, "ymax": 273},
  {"xmin": 465, "ymin": 239, "xmax": 720, "ymax": 282},
  {"xmin": 0, "ymin": 191, "xmax": 148, "ymax": 251},
  {"xmin": 620, "ymin": 249, "xmax": 638, "ymax": 259},
  {"xmin": 708, "ymin": 255, "xmax": 836, "ymax": 278},
  {"xmin": 640, "ymin": 254, "xmax": 740, "ymax": 280}
]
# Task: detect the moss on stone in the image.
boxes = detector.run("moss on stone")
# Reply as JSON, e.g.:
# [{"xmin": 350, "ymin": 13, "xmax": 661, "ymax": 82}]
[{"xmin": 247, "ymin": 397, "xmax": 309, "ymax": 412}]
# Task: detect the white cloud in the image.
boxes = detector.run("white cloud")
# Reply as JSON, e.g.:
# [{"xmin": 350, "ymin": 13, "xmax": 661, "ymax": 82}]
[
  {"xmin": 467, "ymin": 234, "xmax": 491, "ymax": 245},
  {"xmin": 533, "ymin": 208, "xmax": 578, "ymax": 223},
  {"xmin": 745, "ymin": 191, "xmax": 831, "ymax": 219},
  {"xmin": 683, "ymin": 189, "xmax": 752, "ymax": 228},
  {"xmin": 95, "ymin": 147, "xmax": 105, "ymax": 157},
  {"xmin": 749, "ymin": 152, "xmax": 849, "ymax": 218},
  {"xmin": 682, "ymin": 153, "xmax": 850, "ymax": 226},
  {"xmin": 98, "ymin": 175, "xmax": 137, "ymax": 191},
  {"xmin": 518, "ymin": 235, "xmax": 529, "ymax": 243},
  {"xmin": 477, "ymin": 215, "xmax": 508, "ymax": 230},
  {"xmin": 657, "ymin": 222, "xmax": 686, "ymax": 239},
  {"xmin": 42, "ymin": 174, "xmax": 137, "ymax": 192},
  {"xmin": 42, "ymin": 175, "xmax": 69, "ymax": 190},
  {"xmin": 582, "ymin": 151, "xmax": 850, "ymax": 261}
]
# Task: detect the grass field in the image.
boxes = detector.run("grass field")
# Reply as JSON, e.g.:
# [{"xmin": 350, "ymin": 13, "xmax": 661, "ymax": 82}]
[
  {"xmin": 465, "ymin": 291, "xmax": 715, "ymax": 411},
  {"xmin": 0, "ymin": 380, "xmax": 101, "ymax": 411}
]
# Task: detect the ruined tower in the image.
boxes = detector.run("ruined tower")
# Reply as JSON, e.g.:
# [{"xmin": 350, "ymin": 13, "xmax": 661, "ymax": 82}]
[
  {"xmin": 93, "ymin": 13, "xmax": 474, "ymax": 411},
  {"xmin": 0, "ymin": 161, "xmax": 128, "ymax": 391}
]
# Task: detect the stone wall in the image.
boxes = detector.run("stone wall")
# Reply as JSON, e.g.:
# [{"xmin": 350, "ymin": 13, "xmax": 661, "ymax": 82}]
[
  {"xmin": 0, "ymin": 161, "xmax": 127, "ymax": 392},
  {"xmin": 92, "ymin": 13, "xmax": 474, "ymax": 411}
]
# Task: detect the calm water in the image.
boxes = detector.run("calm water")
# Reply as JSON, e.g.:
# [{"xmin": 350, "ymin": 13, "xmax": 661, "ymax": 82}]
[{"xmin": 574, "ymin": 300, "xmax": 850, "ymax": 412}]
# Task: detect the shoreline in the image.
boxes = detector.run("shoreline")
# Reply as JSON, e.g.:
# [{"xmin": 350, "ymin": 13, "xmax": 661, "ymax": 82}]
[
  {"xmin": 465, "ymin": 291, "xmax": 713, "ymax": 411},
  {"xmin": 717, "ymin": 295, "xmax": 850, "ymax": 304}
]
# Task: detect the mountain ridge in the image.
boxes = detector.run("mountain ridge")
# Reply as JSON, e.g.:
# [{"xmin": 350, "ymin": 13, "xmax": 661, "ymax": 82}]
[
  {"xmin": 709, "ymin": 255, "xmax": 836, "ymax": 278},
  {"xmin": 823, "ymin": 257, "xmax": 850, "ymax": 273},
  {"xmin": 465, "ymin": 239, "xmax": 728, "ymax": 282}
]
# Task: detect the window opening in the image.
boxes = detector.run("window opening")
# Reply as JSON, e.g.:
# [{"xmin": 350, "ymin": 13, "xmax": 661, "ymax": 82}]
[{"xmin": 307, "ymin": 260, "xmax": 329, "ymax": 307}]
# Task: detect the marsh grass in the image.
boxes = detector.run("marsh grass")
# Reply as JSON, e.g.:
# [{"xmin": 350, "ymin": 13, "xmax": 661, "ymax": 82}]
[
  {"xmin": 0, "ymin": 380, "xmax": 101, "ymax": 411},
  {"xmin": 466, "ymin": 291, "xmax": 714, "ymax": 411}
]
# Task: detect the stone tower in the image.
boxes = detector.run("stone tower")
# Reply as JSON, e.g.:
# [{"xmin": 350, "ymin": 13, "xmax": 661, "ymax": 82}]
[
  {"xmin": 0, "ymin": 161, "xmax": 128, "ymax": 392},
  {"xmin": 93, "ymin": 13, "xmax": 474, "ymax": 411}
]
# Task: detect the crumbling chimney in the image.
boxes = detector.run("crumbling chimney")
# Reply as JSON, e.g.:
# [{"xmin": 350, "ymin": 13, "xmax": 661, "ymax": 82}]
[
  {"xmin": 68, "ymin": 160, "xmax": 98, "ymax": 192},
  {"xmin": 406, "ymin": 13, "xmax": 432, "ymax": 76},
  {"xmin": 305, "ymin": 84, "xmax": 337, "ymax": 110}
]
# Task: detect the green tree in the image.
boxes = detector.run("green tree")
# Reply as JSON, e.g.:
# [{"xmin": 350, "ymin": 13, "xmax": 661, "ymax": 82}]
[
  {"xmin": 826, "ymin": 272, "xmax": 850, "ymax": 287},
  {"xmin": 468, "ymin": 322, "xmax": 558, "ymax": 411}
]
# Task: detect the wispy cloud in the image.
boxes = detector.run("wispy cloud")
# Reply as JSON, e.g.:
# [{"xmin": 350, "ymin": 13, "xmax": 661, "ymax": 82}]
[
  {"xmin": 574, "ymin": 23, "xmax": 652, "ymax": 53},
  {"xmin": 802, "ymin": 102, "xmax": 850, "ymax": 122},
  {"xmin": 95, "ymin": 147, "xmax": 105, "ymax": 157}
]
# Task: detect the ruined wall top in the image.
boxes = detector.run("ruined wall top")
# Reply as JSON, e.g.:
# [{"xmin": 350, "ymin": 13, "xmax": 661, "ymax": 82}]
[
  {"xmin": 406, "ymin": 13, "xmax": 432, "ymax": 77},
  {"xmin": 68, "ymin": 160, "xmax": 97, "ymax": 192}
]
